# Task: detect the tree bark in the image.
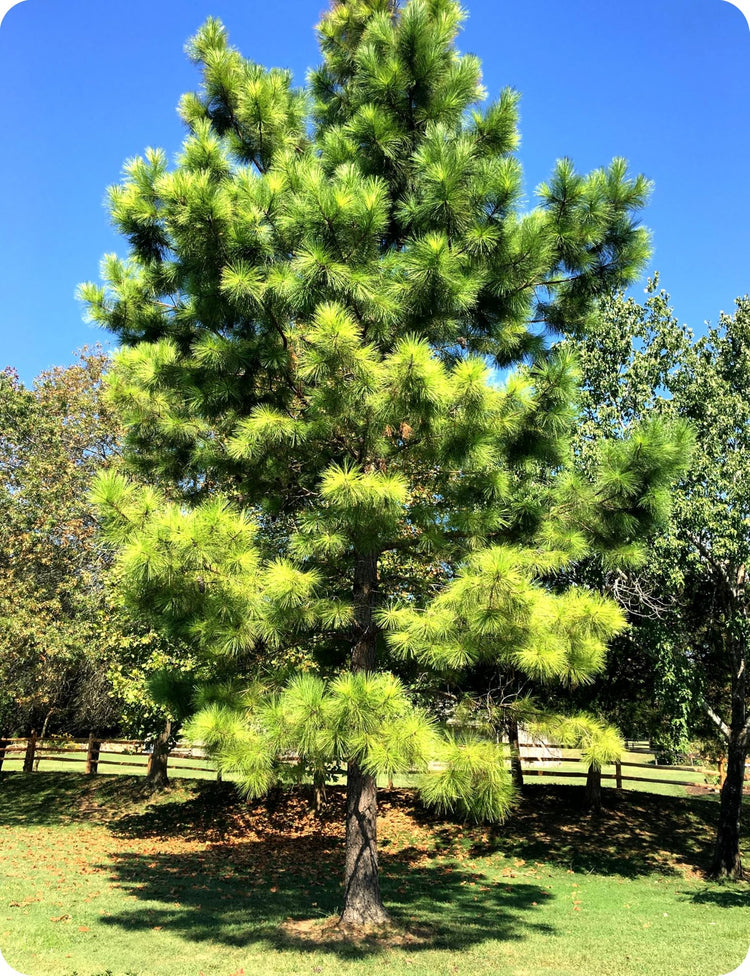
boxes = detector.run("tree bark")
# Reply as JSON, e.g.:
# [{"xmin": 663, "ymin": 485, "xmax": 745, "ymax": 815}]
[
  {"xmin": 34, "ymin": 709, "xmax": 55, "ymax": 772},
  {"xmin": 341, "ymin": 760, "xmax": 388, "ymax": 925},
  {"xmin": 22, "ymin": 731, "xmax": 37, "ymax": 773},
  {"xmin": 340, "ymin": 551, "xmax": 390, "ymax": 927},
  {"xmin": 507, "ymin": 714, "xmax": 524, "ymax": 791},
  {"xmin": 85, "ymin": 733, "xmax": 101, "ymax": 775},
  {"xmin": 709, "ymin": 631, "xmax": 747, "ymax": 879},
  {"xmin": 313, "ymin": 770, "xmax": 327, "ymax": 816},
  {"xmin": 146, "ymin": 718, "xmax": 172, "ymax": 790},
  {"xmin": 710, "ymin": 735, "xmax": 746, "ymax": 879},
  {"xmin": 585, "ymin": 764, "xmax": 602, "ymax": 814}
]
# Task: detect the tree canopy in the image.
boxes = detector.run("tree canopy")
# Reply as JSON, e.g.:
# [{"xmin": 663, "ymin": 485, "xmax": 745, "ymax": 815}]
[{"xmin": 0, "ymin": 350, "xmax": 201, "ymax": 742}]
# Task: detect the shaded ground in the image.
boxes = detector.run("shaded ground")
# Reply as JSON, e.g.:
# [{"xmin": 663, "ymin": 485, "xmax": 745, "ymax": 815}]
[
  {"xmin": 99, "ymin": 784, "xmax": 556, "ymax": 952},
  {"xmin": 0, "ymin": 772, "xmax": 732, "ymax": 886},
  {"xmin": 91, "ymin": 779, "xmax": 728, "ymax": 883},
  {"xmin": 0, "ymin": 773, "xmax": 748, "ymax": 975},
  {"xmin": 482, "ymin": 784, "xmax": 721, "ymax": 878}
]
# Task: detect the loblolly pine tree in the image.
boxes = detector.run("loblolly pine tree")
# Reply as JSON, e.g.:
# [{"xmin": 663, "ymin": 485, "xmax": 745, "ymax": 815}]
[{"xmin": 83, "ymin": 0, "xmax": 690, "ymax": 925}]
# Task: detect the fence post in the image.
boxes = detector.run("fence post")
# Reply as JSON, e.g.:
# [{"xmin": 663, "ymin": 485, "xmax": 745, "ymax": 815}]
[
  {"xmin": 85, "ymin": 733, "xmax": 101, "ymax": 775},
  {"xmin": 0, "ymin": 738, "xmax": 7, "ymax": 773},
  {"xmin": 23, "ymin": 731, "xmax": 38, "ymax": 773},
  {"xmin": 718, "ymin": 757, "xmax": 726, "ymax": 787},
  {"xmin": 615, "ymin": 760, "xmax": 623, "ymax": 790},
  {"xmin": 507, "ymin": 718, "xmax": 524, "ymax": 790},
  {"xmin": 585, "ymin": 764, "xmax": 602, "ymax": 813}
]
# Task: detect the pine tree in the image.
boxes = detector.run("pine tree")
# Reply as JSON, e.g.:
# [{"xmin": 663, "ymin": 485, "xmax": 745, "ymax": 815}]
[{"xmin": 82, "ymin": 0, "xmax": 689, "ymax": 925}]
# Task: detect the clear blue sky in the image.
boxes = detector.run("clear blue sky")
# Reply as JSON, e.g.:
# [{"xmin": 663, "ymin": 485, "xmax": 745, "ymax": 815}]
[{"xmin": 1, "ymin": 0, "xmax": 748, "ymax": 383}]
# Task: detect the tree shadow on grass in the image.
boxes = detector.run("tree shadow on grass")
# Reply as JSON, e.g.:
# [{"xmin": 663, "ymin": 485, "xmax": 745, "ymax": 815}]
[
  {"xmin": 6, "ymin": 771, "xmax": 744, "ymax": 950},
  {"xmin": 107, "ymin": 781, "xmax": 730, "ymax": 882},
  {"xmin": 683, "ymin": 885, "xmax": 750, "ymax": 908},
  {"xmin": 457, "ymin": 785, "xmax": 730, "ymax": 879},
  {"xmin": 95, "ymin": 835, "xmax": 554, "ymax": 957},
  {"xmin": 0, "ymin": 772, "xmax": 162, "ymax": 826}
]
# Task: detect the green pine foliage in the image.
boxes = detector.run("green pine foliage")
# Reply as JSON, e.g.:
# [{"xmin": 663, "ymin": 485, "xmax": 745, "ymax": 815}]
[
  {"xmin": 185, "ymin": 671, "xmax": 441, "ymax": 800},
  {"xmin": 82, "ymin": 0, "xmax": 690, "ymax": 918},
  {"xmin": 534, "ymin": 712, "xmax": 624, "ymax": 772}
]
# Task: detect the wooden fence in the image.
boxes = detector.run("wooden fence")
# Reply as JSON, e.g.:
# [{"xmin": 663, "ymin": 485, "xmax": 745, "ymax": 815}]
[
  {"xmin": 515, "ymin": 744, "xmax": 730, "ymax": 790},
  {"xmin": 0, "ymin": 735, "xmax": 218, "ymax": 778},
  {"xmin": 0, "ymin": 736, "xmax": 738, "ymax": 792}
]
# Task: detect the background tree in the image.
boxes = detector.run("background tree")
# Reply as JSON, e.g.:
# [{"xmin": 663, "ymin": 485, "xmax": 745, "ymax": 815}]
[
  {"xmin": 0, "ymin": 351, "xmax": 123, "ymax": 736},
  {"xmin": 570, "ymin": 280, "xmax": 750, "ymax": 880},
  {"xmin": 0, "ymin": 350, "xmax": 197, "ymax": 745},
  {"xmin": 84, "ymin": 0, "xmax": 688, "ymax": 925}
]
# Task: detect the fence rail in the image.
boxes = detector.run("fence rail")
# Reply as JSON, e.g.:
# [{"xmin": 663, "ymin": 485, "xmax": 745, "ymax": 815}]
[
  {"xmin": 517, "ymin": 750, "xmax": 735, "ymax": 789},
  {"xmin": 1, "ymin": 735, "xmax": 743, "ymax": 794},
  {"xmin": 0, "ymin": 736, "xmax": 218, "ymax": 778}
]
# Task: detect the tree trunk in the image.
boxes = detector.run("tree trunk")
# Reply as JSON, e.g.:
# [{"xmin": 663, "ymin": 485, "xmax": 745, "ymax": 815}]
[
  {"xmin": 146, "ymin": 718, "xmax": 172, "ymax": 790},
  {"xmin": 312, "ymin": 770, "xmax": 327, "ymax": 816},
  {"xmin": 34, "ymin": 708, "xmax": 54, "ymax": 771},
  {"xmin": 710, "ymin": 736, "xmax": 746, "ymax": 879},
  {"xmin": 85, "ymin": 733, "xmax": 101, "ymax": 775},
  {"xmin": 340, "ymin": 551, "xmax": 390, "ymax": 927},
  {"xmin": 585, "ymin": 764, "xmax": 602, "ymax": 814},
  {"xmin": 709, "ymin": 630, "xmax": 747, "ymax": 879},
  {"xmin": 341, "ymin": 760, "xmax": 388, "ymax": 925},
  {"xmin": 507, "ymin": 714, "xmax": 524, "ymax": 790},
  {"xmin": 22, "ymin": 731, "xmax": 37, "ymax": 773}
]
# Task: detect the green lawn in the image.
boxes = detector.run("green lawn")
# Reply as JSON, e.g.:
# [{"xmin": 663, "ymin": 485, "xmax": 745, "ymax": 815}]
[{"xmin": 0, "ymin": 773, "xmax": 747, "ymax": 976}]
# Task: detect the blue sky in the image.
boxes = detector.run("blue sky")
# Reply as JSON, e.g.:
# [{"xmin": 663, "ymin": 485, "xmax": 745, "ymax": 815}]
[{"xmin": 1, "ymin": 0, "xmax": 748, "ymax": 384}]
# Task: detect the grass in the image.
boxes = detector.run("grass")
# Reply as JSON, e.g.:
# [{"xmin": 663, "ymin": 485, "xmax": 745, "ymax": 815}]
[{"xmin": 0, "ymin": 773, "xmax": 747, "ymax": 976}]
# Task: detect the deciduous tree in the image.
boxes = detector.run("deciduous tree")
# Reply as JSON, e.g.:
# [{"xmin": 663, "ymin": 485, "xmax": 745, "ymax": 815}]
[
  {"xmin": 0, "ymin": 351, "xmax": 197, "ymax": 745},
  {"xmin": 571, "ymin": 280, "xmax": 750, "ymax": 879},
  {"xmin": 0, "ymin": 351, "xmax": 121, "ymax": 736}
]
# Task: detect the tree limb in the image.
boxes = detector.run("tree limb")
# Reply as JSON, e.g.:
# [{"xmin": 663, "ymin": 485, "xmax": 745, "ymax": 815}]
[{"xmin": 704, "ymin": 701, "xmax": 731, "ymax": 741}]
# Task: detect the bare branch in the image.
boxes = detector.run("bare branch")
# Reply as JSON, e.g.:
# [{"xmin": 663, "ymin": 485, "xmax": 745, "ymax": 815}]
[
  {"xmin": 605, "ymin": 569, "xmax": 677, "ymax": 619},
  {"xmin": 704, "ymin": 701, "xmax": 731, "ymax": 741}
]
